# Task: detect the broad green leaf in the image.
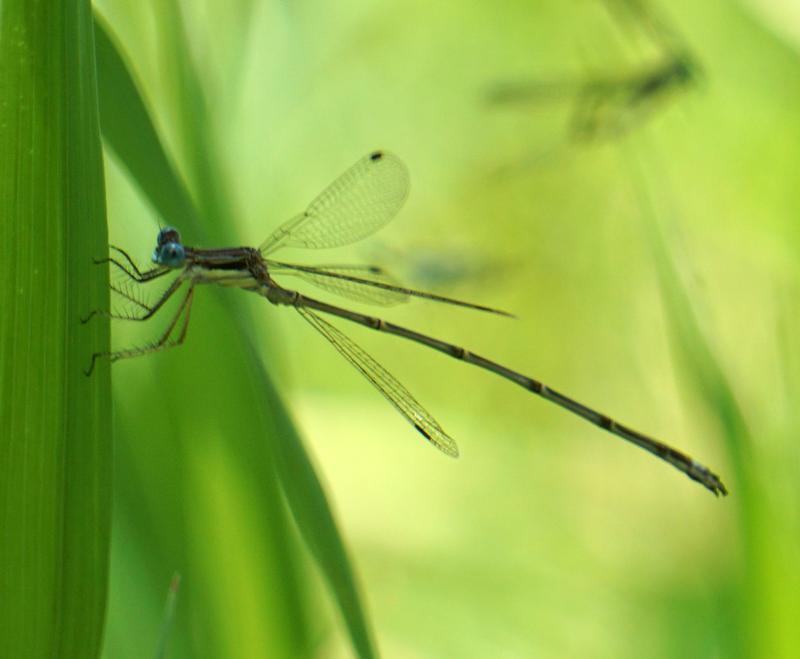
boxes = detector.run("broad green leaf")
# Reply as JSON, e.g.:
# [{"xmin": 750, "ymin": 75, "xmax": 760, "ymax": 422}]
[{"xmin": 0, "ymin": 2, "xmax": 111, "ymax": 659}]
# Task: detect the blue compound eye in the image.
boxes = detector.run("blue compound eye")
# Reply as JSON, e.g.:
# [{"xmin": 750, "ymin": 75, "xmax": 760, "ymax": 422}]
[
  {"xmin": 156, "ymin": 226, "xmax": 181, "ymax": 247},
  {"xmin": 152, "ymin": 241, "xmax": 186, "ymax": 267}
]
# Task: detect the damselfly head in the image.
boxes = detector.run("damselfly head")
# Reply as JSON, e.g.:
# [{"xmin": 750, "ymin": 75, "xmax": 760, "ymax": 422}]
[
  {"xmin": 157, "ymin": 226, "xmax": 182, "ymax": 247},
  {"xmin": 152, "ymin": 241, "xmax": 186, "ymax": 268}
]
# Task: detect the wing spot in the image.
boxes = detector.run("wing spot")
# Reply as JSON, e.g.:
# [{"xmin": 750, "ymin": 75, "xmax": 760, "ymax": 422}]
[
  {"xmin": 369, "ymin": 151, "xmax": 384, "ymax": 161},
  {"xmin": 414, "ymin": 423, "xmax": 432, "ymax": 440},
  {"xmin": 599, "ymin": 415, "xmax": 615, "ymax": 430}
]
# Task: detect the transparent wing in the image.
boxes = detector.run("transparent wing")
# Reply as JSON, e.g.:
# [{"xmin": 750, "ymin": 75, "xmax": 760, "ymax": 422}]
[
  {"xmin": 268, "ymin": 259, "xmax": 514, "ymax": 316},
  {"xmin": 269, "ymin": 263, "xmax": 409, "ymax": 306},
  {"xmin": 297, "ymin": 307, "xmax": 459, "ymax": 457},
  {"xmin": 260, "ymin": 151, "xmax": 410, "ymax": 255}
]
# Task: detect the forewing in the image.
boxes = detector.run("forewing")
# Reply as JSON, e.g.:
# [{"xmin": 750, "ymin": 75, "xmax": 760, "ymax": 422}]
[{"xmin": 260, "ymin": 151, "xmax": 410, "ymax": 254}]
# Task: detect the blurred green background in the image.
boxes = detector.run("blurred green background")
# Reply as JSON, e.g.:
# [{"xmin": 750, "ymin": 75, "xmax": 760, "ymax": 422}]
[{"xmin": 93, "ymin": 0, "xmax": 799, "ymax": 657}]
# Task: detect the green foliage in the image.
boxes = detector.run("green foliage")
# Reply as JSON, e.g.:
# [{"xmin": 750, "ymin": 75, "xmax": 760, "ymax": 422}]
[
  {"xmin": 1, "ymin": 0, "xmax": 789, "ymax": 656},
  {"xmin": 0, "ymin": 2, "xmax": 111, "ymax": 658}
]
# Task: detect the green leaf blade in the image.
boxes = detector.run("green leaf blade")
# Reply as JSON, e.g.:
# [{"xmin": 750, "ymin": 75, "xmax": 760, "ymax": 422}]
[{"xmin": 0, "ymin": 2, "xmax": 112, "ymax": 659}]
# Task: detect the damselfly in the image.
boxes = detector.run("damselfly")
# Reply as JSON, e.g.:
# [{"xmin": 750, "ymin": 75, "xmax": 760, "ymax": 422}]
[
  {"xmin": 487, "ymin": 0, "xmax": 700, "ymax": 143},
  {"xmin": 488, "ymin": 53, "xmax": 698, "ymax": 141},
  {"xmin": 87, "ymin": 151, "xmax": 727, "ymax": 496}
]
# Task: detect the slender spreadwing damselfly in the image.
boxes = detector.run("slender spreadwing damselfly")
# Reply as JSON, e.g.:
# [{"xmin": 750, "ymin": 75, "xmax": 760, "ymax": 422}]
[{"xmin": 87, "ymin": 150, "xmax": 727, "ymax": 496}]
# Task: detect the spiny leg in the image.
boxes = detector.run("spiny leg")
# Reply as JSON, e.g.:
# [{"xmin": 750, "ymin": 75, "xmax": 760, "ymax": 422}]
[
  {"xmin": 85, "ymin": 281, "xmax": 196, "ymax": 375},
  {"xmin": 109, "ymin": 280, "xmax": 152, "ymax": 315},
  {"xmin": 94, "ymin": 245, "xmax": 171, "ymax": 283},
  {"xmin": 107, "ymin": 245, "xmax": 146, "ymax": 278},
  {"xmin": 82, "ymin": 272, "xmax": 186, "ymax": 324}
]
